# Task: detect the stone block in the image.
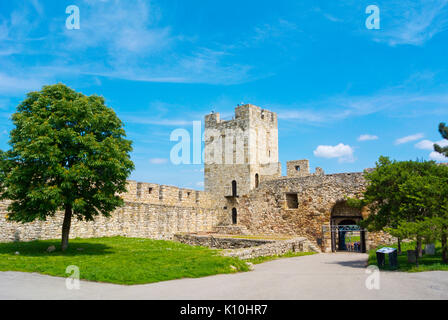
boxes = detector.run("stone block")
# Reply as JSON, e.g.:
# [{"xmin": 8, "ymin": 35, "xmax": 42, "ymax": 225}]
[{"xmin": 425, "ymin": 243, "xmax": 436, "ymax": 255}]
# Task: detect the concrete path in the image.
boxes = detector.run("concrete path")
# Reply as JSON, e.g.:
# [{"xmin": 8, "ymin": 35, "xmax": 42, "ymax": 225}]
[{"xmin": 1, "ymin": 253, "xmax": 447, "ymax": 300}]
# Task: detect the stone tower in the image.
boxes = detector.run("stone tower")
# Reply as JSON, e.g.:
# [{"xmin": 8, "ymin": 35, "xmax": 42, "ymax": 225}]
[{"xmin": 204, "ymin": 104, "xmax": 281, "ymax": 224}]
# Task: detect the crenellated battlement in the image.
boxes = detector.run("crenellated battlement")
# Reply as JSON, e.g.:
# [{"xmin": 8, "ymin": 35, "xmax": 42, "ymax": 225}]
[
  {"xmin": 205, "ymin": 104, "xmax": 278, "ymax": 129},
  {"xmin": 121, "ymin": 180, "xmax": 215, "ymax": 208},
  {"xmin": 286, "ymin": 160, "xmax": 325, "ymax": 178},
  {"xmin": 0, "ymin": 180, "xmax": 218, "ymax": 242}
]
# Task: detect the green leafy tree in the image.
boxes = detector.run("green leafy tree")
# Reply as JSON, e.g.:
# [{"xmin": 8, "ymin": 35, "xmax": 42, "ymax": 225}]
[
  {"xmin": 434, "ymin": 122, "xmax": 448, "ymax": 157},
  {"xmin": 349, "ymin": 157, "xmax": 448, "ymax": 262},
  {"xmin": 431, "ymin": 214, "xmax": 448, "ymax": 264},
  {"xmin": 0, "ymin": 84, "xmax": 134, "ymax": 251},
  {"xmin": 386, "ymin": 218, "xmax": 438, "ymax": 267},
  {"xmin": 399, "ymin": 163, "xmax": 448, "ymax": 260},
  {"xmin": 433, "ymin": 122, "xmax": 448, "ymax": 262},
  {"xmin": 348, "ymin": 157, "xmax": 411, "ymax": 253}
]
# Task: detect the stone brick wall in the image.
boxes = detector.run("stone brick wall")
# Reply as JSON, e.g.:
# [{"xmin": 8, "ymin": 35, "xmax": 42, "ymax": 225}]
[
  {"xmin": 234, "ymin": 172, "xmax": 394, "ymax": 252},
  {"xmin": 222, "ymin": 237, "xmax": 320, "ymax": 260},
  {"xmin": 173, "ymin": 233, "xmax": 320, "ymax": 260},
  {"xmin": 173, "ymin": 234, "xmax": 273, "ymax": 249},
  {"xmin": 0, "ymin": 181, "xmax": 218, "ymax": 242}
]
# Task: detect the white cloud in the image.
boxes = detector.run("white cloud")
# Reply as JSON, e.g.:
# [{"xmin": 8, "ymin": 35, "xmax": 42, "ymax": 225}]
[
  {"xmin": 415, "ymin": 139, "xmax": 448, "ymax": 150},
  {"xmin": 196, "ymin": 181, "xmax": 204, "ymax": 187},
  {"xmin": 395, "ymin": 133, "xmax": 424, "ymax": 145},
  {"xmin": 311, "ymin": 7, "xmax": 343, "ymax": 23},
  {"xmin": 358, "ymin": 134, "xmax": 378, "ymax": 141},
  {"xmin": 149, "ymin": 158, "xmax": 168, "ymax": 164},
  {"xmin": 249, "ymin": 19, "xmax": 299, "ymax": 45},
  {"xmin": 124, "ymin": 116, "xmax": 192, "ymax": 126},
  {"xmin": 434, "ymin": 139, "xmax": 448, "ymax": 148},
  {"xmin": 429, "ymin": 151, "xmax": 448, "ymax": 161},
  {"xmin": 0, "ymin": 73, "xmax": 44, "ymax": 94},
  {"xmin": 30, "ymin": 0, "xmax": 44, "ymax": 16},
  {"xmin": 276, "ymin": 90, "xmax": 448, "ymax": 125},
  {"xmin": 371, "ymin": 0, "xmax": 448, "ymax": 46},
  {"xmin": 65, "ymin": 0, "xmax": 171, "ymax": 54},
  {"xmin": 0, "ymin": 0, "xmax": 256, "ymax": 90},
  {"xmin": 414, "ymin": 139, "xmax": 448, "ymax": 161},
  {"xmin": 313, "ymin": 143, "xmax": 355, "ymax": 163},
  {"xmin": 415, "ymin": 139, "xmax": 436, "ymax": 150}
]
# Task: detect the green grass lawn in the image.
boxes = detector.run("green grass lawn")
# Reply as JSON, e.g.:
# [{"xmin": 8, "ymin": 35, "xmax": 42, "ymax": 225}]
[
  {"xmin": 0, "ymin": 236, "xmax": 250, "ymax": 284},
  {"xmin": 368, "ymin": 241, "xmax": 448, "ymax": 272},
  {"xmin": 345, "ymin": 234, "xmax": 360, "ymax": 243},
  {"xmin": 246, "ymin": 251, "xmax": 316, "ymax": 265}
]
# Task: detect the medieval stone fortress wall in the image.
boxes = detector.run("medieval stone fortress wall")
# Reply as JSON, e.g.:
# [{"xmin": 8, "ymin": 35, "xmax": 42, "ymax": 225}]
[
  {"xmin": 0, "ymin": 104, "xmax": 394, "ymax": 252},
  {"xmin": 0, "ymin": 181, "xmax": 218, "ymax": 242}
]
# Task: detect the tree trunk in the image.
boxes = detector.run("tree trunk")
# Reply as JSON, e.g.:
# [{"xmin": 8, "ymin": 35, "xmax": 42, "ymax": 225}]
[
  {"xmin": 415, "ymin": 237, "xmax": 421, "ymax": 268},
  {"xmin": 415, "ymin": 248, "xmax": 419, "ymax": 268},
  {"xmin": 442, "ymin": 231, "xmax": 448, "ymax": 264},
  {"xmin": 61, "ymin": 204, "xmax": 72, "ymax": 252},
  {"xmin": 397, "ymin": 237, "xmax": 402, "ymax": 254},
  {"xmin": 416, "ymin": 237, "xmax": 423, "ymax": 257}
]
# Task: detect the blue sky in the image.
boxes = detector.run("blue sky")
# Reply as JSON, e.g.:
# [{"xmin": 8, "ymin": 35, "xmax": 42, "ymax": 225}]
[{"xmin": 1, "ymin": 0, "xmax": 448, "ymax": 189}]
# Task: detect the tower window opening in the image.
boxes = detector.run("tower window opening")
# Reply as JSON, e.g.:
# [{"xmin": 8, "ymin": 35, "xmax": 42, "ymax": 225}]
[
  {"xmin": 286, "ymin": 193, "xmax": 299, "ymax": 209},
  {"xmin": 232, "ymin": 180, "xmax": 237, "ymax": 197},
  {"xmin": 195, "ymin": 191, "xmax": 200, "ymax": 203},
  {"xmin": 159, "ymin": 186, "xmax": 164, "ymax": 200},
  {"xmin": 137, "ymin": 182, "xmax": 142, "ymax": 198},
  {"xmin": 232, "ymin": 208, "xmax": 237, "ymax": 224},
  {"xmin": 255, "ymin": 174, "xmax": 259, "ymax": 188}
]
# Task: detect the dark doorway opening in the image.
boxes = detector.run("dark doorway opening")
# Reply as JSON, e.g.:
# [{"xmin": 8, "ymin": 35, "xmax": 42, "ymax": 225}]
[
  {"xmin": 232, "ymin": 208, "xmax": 237, "ymax": 224},
  {"xmin": 255, "ymin": 174, "xmax": 259, "ymax": 188},
  {"xmin": 338, "ymin": 219, "xmax": 356, "ymax": 251}
]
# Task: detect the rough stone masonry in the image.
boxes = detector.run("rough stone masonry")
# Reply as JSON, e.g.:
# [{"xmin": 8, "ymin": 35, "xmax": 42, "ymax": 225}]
[{"xmin": 0, "ymin": 104, "xmax": 394, "ymax": 252}]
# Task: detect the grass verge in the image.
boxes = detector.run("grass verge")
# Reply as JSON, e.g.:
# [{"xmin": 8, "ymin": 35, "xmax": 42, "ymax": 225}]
[
  {"xmin": 368, "ymin": 241, "xmax": 448, "ymax": 272},
  {"xmin": 0, "ymin": 236, "xmax": 249, "ymax": 284}
]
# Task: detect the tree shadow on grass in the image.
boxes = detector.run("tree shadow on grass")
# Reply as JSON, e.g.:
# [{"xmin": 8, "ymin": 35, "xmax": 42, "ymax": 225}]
[{"xmin": 0, "ymin": 240, "xmax": 113, "ymax": 257}]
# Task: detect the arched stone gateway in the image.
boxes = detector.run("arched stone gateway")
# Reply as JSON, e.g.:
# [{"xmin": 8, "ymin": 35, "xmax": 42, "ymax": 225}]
[{"xmin": 330, "ymin": 201, "xmax": 366, "ymax": 253}]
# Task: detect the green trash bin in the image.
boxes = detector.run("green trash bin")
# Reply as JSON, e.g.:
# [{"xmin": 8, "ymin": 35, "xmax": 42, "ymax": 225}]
[{"xmin": 376, "ymin": 247, "xmax": 398, "ymax": 269}]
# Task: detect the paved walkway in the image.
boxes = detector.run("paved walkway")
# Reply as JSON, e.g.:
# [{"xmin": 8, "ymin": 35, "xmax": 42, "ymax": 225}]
[{"xmin": 1, "ymin": 253, "xmax": 447, "ymax": 299}]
